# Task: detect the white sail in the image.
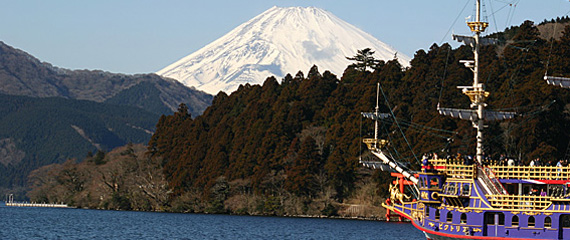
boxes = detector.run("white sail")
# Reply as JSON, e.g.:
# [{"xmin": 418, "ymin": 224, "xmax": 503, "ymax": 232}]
[
  {"xmin": 452, "ymin": 34, "xmax": 497, "ymax": 47},
  {"xmin": 545, "ymin": 75, "xmax": 570, "ymax": 88},
  {"xmin": 361, "ymin": 112, "xmax": 391, "ymax": 120},
  {"xmin": 437, "ymin": 107, "xmax": 515, "ymax": 121}
]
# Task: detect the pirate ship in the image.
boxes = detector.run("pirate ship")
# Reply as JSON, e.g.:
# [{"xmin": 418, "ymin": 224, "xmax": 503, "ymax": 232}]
[{"xmin": 360, "ymin": 1, "xmax": 570, "ymax": 239}]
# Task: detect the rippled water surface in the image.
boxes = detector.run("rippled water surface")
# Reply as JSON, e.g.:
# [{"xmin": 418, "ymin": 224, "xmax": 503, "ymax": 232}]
[{"xmin": 0, "ymin": 204, "xmax": 425, "ymax": 239}]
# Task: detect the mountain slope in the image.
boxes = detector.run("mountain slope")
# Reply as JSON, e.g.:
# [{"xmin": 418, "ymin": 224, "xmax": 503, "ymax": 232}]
[
  {"xmin": 0, "ymin": 94, "xmax": 160, "ymax": 187},
  {"xmin": 157, "ymin": 6, "xmax": 411, "ymax": 95},
  {"xmin": 0, "ymin": 41, "xmax": 213, "ymax": 190},
  {"xmin": 0, "ymin": 41, "xmax": 212, "ymax": 117}
]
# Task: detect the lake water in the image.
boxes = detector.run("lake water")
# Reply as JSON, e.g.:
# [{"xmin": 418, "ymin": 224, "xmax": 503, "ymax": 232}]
[{"xmin": 0, "ymin": 204, "xmax": 425, "ymax": 239}]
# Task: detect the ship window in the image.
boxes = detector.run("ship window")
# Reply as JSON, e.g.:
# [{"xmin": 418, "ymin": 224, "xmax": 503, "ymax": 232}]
[
  {"xmin": 545, "ymin": 217, "xmax": 552, "ymax": 228},
  {"xmin": 462, "ymin": 183, "xmax": 470, "ymax": 195},
  {"xmin": 460, "ymin": 213, "xmax": 467, "ymax": 224},
  {"xmin": 562, "ymin": 215, "xmax": 570, "ymax": 228},
  {"xmin": 512, "ymin": 215, "xmax": 519, "ymax": 227},
  {"xmin": 430, "ymin": 178, "xmax": 439, "ymax": 188},
  {"xmin": 528, "ymin": 216, "xmax": 535, "ymax": 228},
  {"xmin": 435, "ymin": 210, "xmax": 440, "ymax": 221},
  {"xmin": 448, "ymin": 183, "xmax": 456, "ymax": 194},
  {"xmin": 447, "ymin": 212, "xmax": 453, "ymax": 222},
  {"xmin": 425, "ymin": 208, "xmax": 430, "ymax": 218}
]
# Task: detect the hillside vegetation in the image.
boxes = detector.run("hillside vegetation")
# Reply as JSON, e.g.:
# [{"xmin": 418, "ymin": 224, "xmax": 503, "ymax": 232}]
[
  {"xmin": 0, "ymin": 40, "xmax": 213, "ymax": 195},
  {"xmin": 0, "ymin": 41, "xmax": 212, "ymax": 117},
  {"xmin": 28, "ymin": 21, "xmax": 570, "ymax": 217},
  {"xmin": 0, "ymin": 94, "xmax": 160, "ymax": 189}
]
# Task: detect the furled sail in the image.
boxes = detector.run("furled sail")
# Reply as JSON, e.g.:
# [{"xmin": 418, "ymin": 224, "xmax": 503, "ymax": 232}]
[
  {"xmin": 361, "ymin": 112, "xmax": 391, "ymax": 120},
  {"xmin": 545, "ymin": 75, "xmax": 570, "ymax": 88},
  {"xmin": 452, "ymin": 34, "xmax": 497, "ymax": 47},
  {"xmin": 437, "ymin": 107, "xmax": 515, "ymax": 121}
]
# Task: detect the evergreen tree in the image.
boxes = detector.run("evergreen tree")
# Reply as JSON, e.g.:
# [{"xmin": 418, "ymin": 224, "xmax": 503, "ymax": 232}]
[
  {"xmin": 346, "ymin": 48, "xmax": 380, "ymax": 72},
  {"xmin": 285, "ymin": 136, "xmax": 321, "ymax": 196}
]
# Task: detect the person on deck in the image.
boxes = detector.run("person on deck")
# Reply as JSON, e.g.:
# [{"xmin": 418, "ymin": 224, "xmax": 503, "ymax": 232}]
[
  {"xmin": 499, "ymin": 154, "xmax": 506, "ymax": 165},
  {"xmin": 508, "ymin": 158, "xmax": 515, "ymax": 167},
  {"xmin": 557, "ymin": 159, "xmax": 564, "ymax": 179}
]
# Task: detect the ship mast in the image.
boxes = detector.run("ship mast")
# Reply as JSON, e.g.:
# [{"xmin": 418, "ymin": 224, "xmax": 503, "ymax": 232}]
[
  {"xmin": 458, "ymin": 0, "xmax": 490, "ymax": 164},
  {"xmin": 438, "ymin": 0, "xmax": 515, "ymax": 164},
  {"xmin": 471, "ymin": 0, "xmax": 487, "ymax": 164},
  {"xmin": 374, "ymin": 82, "xmax": 380, "ymax": 148}
]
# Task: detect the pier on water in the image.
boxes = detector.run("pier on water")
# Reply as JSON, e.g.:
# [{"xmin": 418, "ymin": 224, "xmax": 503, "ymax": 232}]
[{"xmin": 5, "ymin": 194, "xmax": 69, "ymax": 208}]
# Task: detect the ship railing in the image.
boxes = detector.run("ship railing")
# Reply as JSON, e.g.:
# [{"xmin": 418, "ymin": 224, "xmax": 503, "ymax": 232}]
[
  {"xmin": 428, "ymin": 159, "xmax": 570, "ymax": 180},
  {"xmin": 427, "ymin": 159, "xmax": 474, "ymax": 178},
  {"xmin": 485, "ymin": 194, "xmax": 552, "ymax": 210},
  {"xmin": 487, "ymin": 165, "xmax": 570, "ymax": 180}
]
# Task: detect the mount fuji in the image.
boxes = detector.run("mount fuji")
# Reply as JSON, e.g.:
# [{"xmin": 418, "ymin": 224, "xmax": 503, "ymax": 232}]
[{"xmin": 157, "ymin": 6, "xmax": 411, "ymax": 95}]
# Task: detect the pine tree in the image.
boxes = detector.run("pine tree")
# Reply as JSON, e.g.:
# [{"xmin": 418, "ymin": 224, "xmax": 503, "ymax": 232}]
[
  {"xmin": 346, "ymin": 48, "xmax": 380, "ymax": 72},
  {"xmin": 285, "ymin": 136, "xmax": 321, "ymax": 196}
]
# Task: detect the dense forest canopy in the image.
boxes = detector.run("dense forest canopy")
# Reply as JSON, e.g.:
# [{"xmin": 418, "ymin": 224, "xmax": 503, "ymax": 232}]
[
  {"xmin": 28, "ymin": 20, "xmax": 570, "ymax": 215},
  {"xmin": 148, "ymin": 20, "xmax": 570, "ymax": 199}
]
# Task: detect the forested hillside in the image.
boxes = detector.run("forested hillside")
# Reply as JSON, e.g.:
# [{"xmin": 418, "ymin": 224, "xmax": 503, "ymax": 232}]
[
  {"xmin": 0, "ymin": 94, "xmax": 160, "ymax": 189},
  {"xmin": 148, "ymin": 20, "xmax": 570, "ymax": 209},
  {"xmin": 29, "ymin": 20, "xmax": 570, "ymax": 216},
  {"xmin": 0, "ymin": 40, "xmax": 213, "ymax": 196}
]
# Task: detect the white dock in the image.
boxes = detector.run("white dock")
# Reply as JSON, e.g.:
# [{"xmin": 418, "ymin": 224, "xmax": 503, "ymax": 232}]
[
  {"xmin": 5, "ymin": 202, "xmax": 69, "ymax": 208},
  {"xmin": 5, "ymin": 194, "xmax": 69, "ymax": 208}
]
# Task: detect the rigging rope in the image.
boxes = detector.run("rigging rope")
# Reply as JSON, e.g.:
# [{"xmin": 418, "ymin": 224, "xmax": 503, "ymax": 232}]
[
  {"xmin": 440, "ymin": 0, "xmax": 470, "ymax": 45},
  {"xmin": 380, "ymin": 117, "xmax": 404, "ymax": 161},
  {"xmin": 487, "ymin": 0, "xmax": 519, "ymax": 31},
  {"xmin": 488, "ymin": 0, "xmax": 499, "ymax": 33},
  {"xmin": 437, "ymin": 45, "xmax": 453, "ymax": 106},
  {"xmin": 359, "ymin": 113, "xmax": 362, "ymax": 161},
  {"xmin": 377, "ymin": 82, "xmax": 420, "ymax": 165},
  {"xmin": 380, "ymin": 117, "xmax": 456, "ymax": 135},
  {"xmin": 544, "ymin": 8, "xmax": 570, "ymax": 76},
  {"xmin": 505, "ymin": 0, "xmax": 519, "ymax": 28},
  {"xmin": 380, "ymin": 118, "xmax": 455, "ymax": 140}
]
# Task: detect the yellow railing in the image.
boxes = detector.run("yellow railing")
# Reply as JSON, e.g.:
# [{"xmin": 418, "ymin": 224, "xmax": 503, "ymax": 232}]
[
  {"xmin": 485, "ymin": 195, "xmax": 551, "ymax": 210},
  {"xmin": 445, "ymin": 164, "xmax": 474, "ymax": 179},
  {"xmin": 362, "ymin": 138, "xmax": 389, "ymax": 150},
  {"xmin": 489, "ymin": 165, "xmax": 570, "ymax": 180},
  {"xmin": 428, "ymin": 159, "xmax": 570, "ymax": 180},
  {"xmin": 428, "ymin": 159, "xmax": 474, "ymax": 178}
]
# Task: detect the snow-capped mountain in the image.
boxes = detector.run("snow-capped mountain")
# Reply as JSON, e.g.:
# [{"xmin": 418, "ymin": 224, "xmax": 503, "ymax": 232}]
[{"xmin": 157, "ymin": 6, "xmax": 411, "ymax": 95}]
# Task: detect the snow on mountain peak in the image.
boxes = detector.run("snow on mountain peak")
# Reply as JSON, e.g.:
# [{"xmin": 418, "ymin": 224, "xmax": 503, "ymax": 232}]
[{"xmin": 157, "ymin": 6, "xmax": 411, "ymax": 95}]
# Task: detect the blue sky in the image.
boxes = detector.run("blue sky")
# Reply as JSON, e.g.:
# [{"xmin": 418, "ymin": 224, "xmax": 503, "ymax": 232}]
[{"xmin": 1, "ymin": 0, "xmax": 569, "ymax": 74}]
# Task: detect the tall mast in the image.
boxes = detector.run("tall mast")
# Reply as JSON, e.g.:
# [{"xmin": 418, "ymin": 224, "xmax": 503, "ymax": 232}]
[
  {"xmin": 439, "ymin": 0, "xmax": 516, "ymax": 165},
  {"xmin": 439, "ymin": 1, "xmax": 516, "ymax": 164},
  {"xmin": 462, "ymin": 0, "xmax": 488, "ymax": 164},
  {"xmin": 374, "ymin": 83, "xmax": 380, "ymax": 149},
  {"xmin": 473, "ymin": 0, "xmax": 485, "ymax": 164}
]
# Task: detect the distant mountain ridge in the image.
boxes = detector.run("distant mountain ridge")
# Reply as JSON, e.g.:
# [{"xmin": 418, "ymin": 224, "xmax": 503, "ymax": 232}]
[
  {"xmin": 0, "ymin": 41, "xmax": 212, "ymax": 116},
  {"xmin": 157, "ymin": 6, "xmax": 411, "ymax": 94},
  {"xmin": 0, "ymin": 41, "xmax": 213, "ymax": 191}
]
